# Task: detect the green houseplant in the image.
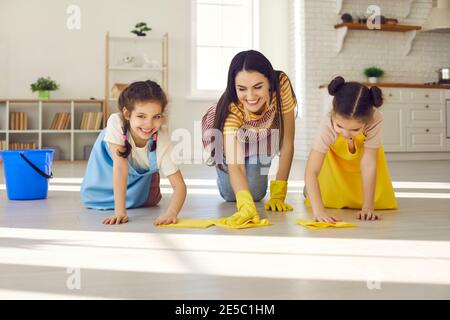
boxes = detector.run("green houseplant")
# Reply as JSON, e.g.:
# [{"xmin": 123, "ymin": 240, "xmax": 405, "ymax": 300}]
[
  {"xmin": 30, "ymin": 77, "xmax": 59, "ymax": 99},
  {"xmin": 364, "ymin": 67, "xmax": 385, "ymax": 83},
  {"xmin": 131, "ymin": 22, "xmax": 152, "ymax": 37}
]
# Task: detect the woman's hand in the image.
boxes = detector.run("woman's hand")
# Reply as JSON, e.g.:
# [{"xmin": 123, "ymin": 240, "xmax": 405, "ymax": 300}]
[
  {"xmin": 356, "ymin": 208, "xmax": 382, "ymax": 221},
  {"xmin": 154, "ymin": 210, "xmax": 178, "ymax": 226},
  {"xmin": 102, "ymin": 213, "xmax": 129, "ymax": 225},
  {"xmin": 313, "ymin": 211, "xmax": 340, "ymax": 224}
]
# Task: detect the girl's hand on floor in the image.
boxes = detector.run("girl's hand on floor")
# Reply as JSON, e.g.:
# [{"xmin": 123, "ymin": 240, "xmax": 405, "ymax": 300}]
[
  {"xmin": 102, "ymin": 213, "xmax": 129, "ymax": 225},
  {"xmin": 357, "ymin": 209, "xmax": 382, "ymax": 221},
  {"xmin": 313, "ymin": 211, "xmax": 340, "ymax": 224},
  {"xmin": 154, "ymin": 211, "xmax": 178, "ymax": 226}
]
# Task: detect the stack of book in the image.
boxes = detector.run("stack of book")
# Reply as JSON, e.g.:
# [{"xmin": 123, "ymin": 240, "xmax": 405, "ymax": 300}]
[
  {"xmin": 9, "ymin": 142, "xmax": 37, "ymax": 150},
  {"xmin": 50, "ymin": 112, "xmax": 71, "ymax": 130},
  {"xmin": 0, "ymin": 140, "xmax": 7, "ymax": 150},
  {"xmin": 9, "ymin": 112, "xmax": 28, "ymax": 130},
  {"xmin": 80, "ymin": 112, "xmax": 103, "ymax": 130}
]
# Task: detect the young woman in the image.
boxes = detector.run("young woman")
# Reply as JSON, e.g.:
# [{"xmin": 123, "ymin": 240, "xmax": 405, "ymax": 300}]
[{"xmin": 202, "ymin": 50, "xmax": 298, "ymax": 226}]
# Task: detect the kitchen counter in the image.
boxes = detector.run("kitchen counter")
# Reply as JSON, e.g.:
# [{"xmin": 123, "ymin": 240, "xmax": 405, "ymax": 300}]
[{"xmin": 318, "ymin": 82, "xmax": 450, "ymax": 89}]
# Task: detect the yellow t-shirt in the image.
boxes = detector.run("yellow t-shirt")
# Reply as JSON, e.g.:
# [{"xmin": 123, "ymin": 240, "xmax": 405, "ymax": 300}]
[{"xmin": 223, "ymin": 72, "xmax": 296, "ymax": 136}]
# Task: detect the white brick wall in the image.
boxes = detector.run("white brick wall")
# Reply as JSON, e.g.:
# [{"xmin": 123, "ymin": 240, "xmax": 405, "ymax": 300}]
[{"xmin": 291, "ymin": 0, "xmax": 450, "ymax": 159}]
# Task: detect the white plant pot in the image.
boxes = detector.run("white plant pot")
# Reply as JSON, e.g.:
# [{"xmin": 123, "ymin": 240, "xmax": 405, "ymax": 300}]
[{"xmin": 368, "ymin": 77, "xmax": 379, "ymax": 83}]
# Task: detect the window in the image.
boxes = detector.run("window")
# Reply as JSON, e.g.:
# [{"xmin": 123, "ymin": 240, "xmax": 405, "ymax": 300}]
[{"xmin": 191, "ymin": 0, "xmax": 259, "ymax": 98}]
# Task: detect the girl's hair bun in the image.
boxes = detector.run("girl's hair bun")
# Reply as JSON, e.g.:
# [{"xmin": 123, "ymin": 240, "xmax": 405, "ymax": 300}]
[
  {"xmin": 370, "ymin": 86, "xmax": 383, "ymax": 108},
  {"xmin": 328, "ymin": 76, "xmax": 345, "ymax": 96}
]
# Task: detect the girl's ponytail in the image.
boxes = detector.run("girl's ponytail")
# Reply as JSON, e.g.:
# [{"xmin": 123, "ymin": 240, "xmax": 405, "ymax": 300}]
[
  {"xmin": 328, "ymin": 76, "xmax": 345, "ymax": 96},
  {"xmin": 370, "ymin": 86, "xmax": 383, "ymax": 108},
  {"xmin": 118, "ymin": 118, "xmax": 132, "ymax": 158}
]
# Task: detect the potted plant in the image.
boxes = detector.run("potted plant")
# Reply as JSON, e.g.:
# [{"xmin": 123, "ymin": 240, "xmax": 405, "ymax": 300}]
[
  {"xmin": 131, "ymin": 22, "xmax": 152, "ymax": 37},
  {"xmin": 364, "ymin": 67, "xmax": 384, "ymax": 83},
  {"xmin": 30, "ymin": 77, "xmax": 59, "ymax": 99}
]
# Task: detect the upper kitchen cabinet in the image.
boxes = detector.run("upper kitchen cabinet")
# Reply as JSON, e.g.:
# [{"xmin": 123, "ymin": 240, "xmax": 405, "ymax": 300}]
[{"xmin": 380, "ymin": 105, "xmax": 407, "ymax": 152}]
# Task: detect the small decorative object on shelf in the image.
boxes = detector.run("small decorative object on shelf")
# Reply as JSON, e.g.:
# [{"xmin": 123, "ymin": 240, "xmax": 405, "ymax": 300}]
[
  {"xmin": 370, "ymin": 15, "xmax": 387, "ymax": 25},
  {"xmin": 364, "ymin": 66, "xmax": 385, "ymax": 83},
  {"xmin": 111, "ymin": 83, "xmax": 128, "ymax": 99},
  {"xmin": 131, "ymin": 22, "xmax": 152, "ymax": 37},
  {"xmin": 0, "ymin": 140, "xmax": 7, "ymax": 150},
  {"xmin": 385, "ymin": 18, "xmax": 399, "ymax": 25},
  {"xmin": 341, "ymin": 13, "xmax": 353, "ymax": 23},
  {"xmin": 30, "ymin": 76, "xmax": 59, "ymax": 100},
  {"xmin": 122, "ymin": 56, "xmax": 135, "ymax": 66}
]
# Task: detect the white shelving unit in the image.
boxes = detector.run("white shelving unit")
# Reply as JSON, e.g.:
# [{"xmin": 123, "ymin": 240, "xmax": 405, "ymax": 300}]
[
  {"xmin": 104, "ymin": 32, "xmax": 168, "ymax": 118},
  {"xmin": 335, "ymin": 0, "xmax": 420, "ymax": 55},
  {"xmin": 0, "ymin": 99, "xmax": 105, "ymax": 161}
]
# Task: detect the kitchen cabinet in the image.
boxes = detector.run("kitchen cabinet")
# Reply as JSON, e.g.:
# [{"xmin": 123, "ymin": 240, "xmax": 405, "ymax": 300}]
[
  {"xmin": 407, "ymin": 103, "xmax": 445, "ymax": 128},
  {"xmin": 380, "ymin": 105, "xmax": 406, "ymax": 152},
  {"xmin": 406, "ymin": 127, "xmax": 446, "ymax": 151}
]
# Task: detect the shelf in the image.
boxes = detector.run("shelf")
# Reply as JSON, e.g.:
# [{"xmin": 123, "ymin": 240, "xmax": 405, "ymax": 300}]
[
  {"xmin": 0, "ymin": 99, "xmax": 105, "ymax": 161},
  {"xmin": 73, "ymin": 130, "xmax": 102, "ymax": 133},
  {"xmin": 335, "ymin": 23, "xmax": 421, "ymax": 32},
  {"xmin": 109, "ymin": 35, "xmax": 165, "ymax": 42},
  {"xmin": 41, "ymin": 130, "xmax": 71, "ymax": 133},
  {"xmin": 109, "ymin": 66, "xmax": 165, "ymax": 71},
  {"xmin": 335, "ymin": 23, "xmax": 421, "ymax": 55}
]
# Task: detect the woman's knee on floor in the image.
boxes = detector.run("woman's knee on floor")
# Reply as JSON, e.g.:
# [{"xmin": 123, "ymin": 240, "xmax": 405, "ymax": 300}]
[
  {"xmin": 218, "ymin": 183, "xmax": 236, "ymax": 202},
  {"xmin": 249, "ymin": 186, "xmax": 267, "ymax": 202}
]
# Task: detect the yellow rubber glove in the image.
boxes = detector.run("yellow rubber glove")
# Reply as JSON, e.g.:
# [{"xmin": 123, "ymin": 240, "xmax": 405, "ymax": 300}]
[
  {"xmin": 224, "ymin": 190, "xmax": 261, "ymax": 226},
  {"xmin": 264, "ymin": 180, "xmax": 293, "ymax": 212}
]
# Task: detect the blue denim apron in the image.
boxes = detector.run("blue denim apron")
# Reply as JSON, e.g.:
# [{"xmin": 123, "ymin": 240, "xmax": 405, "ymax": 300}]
[{"xmin": 81, "ymin": 130, "xmax": 158, "ymax": 210}]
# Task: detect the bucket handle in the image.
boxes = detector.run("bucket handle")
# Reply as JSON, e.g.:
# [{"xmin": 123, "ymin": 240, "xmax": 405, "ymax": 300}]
[{"xmin": 19, "ymin": 152, "xmax": 53, "ymax": 179}]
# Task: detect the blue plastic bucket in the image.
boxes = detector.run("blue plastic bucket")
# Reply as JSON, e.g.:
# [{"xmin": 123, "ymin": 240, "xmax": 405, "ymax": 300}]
[{"xmin": 0, "ymin": 149, "xmax": 54, "ymax": 200}]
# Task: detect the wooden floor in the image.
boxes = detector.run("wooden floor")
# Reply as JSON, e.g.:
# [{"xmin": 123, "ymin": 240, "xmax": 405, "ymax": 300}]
[{"xmin": 0, "ymin": 159, "xmax": 449, "ymax": 299}]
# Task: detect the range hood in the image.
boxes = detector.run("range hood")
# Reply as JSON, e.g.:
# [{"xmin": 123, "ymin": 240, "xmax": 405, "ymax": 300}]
[{"xmin": 423, "ymin": 0, "xmax": 450, "ymax": 32}]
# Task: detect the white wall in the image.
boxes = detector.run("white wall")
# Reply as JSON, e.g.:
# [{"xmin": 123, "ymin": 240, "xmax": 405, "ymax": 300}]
[
  {"xmin": 0, "ymin": 0, "xmax": 6, "ymax": 97},
  {"xmin": 0, "ymin": 0, "xmax": 290, "ymax": 142},
  {"xmin": 259, "ymin": 0, "xmax": 290, "ymax": 72},
  {"xmin": 293, "ymin": 0, "xmax": 450, "ymax": 158}
]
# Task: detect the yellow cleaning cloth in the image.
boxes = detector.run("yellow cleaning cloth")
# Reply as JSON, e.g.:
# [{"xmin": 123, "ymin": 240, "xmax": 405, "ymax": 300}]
[
  {"xmin": 295, "ymin": 219, "xmax": 355, "ymax": 230},
  {"xmin": 159, "ymin": 218, "xmax": 271, "ymax": 229},
  {"xmin": 158, "ymin": 219, "xmax": 215, "ymax": 228},
  {"xmin": 160, "ymin": 190, "xmax": 271, "ymax": 230},
  {"xmin": 211, "ymin": 218, "xmax": 271, "ymax": 229}
]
